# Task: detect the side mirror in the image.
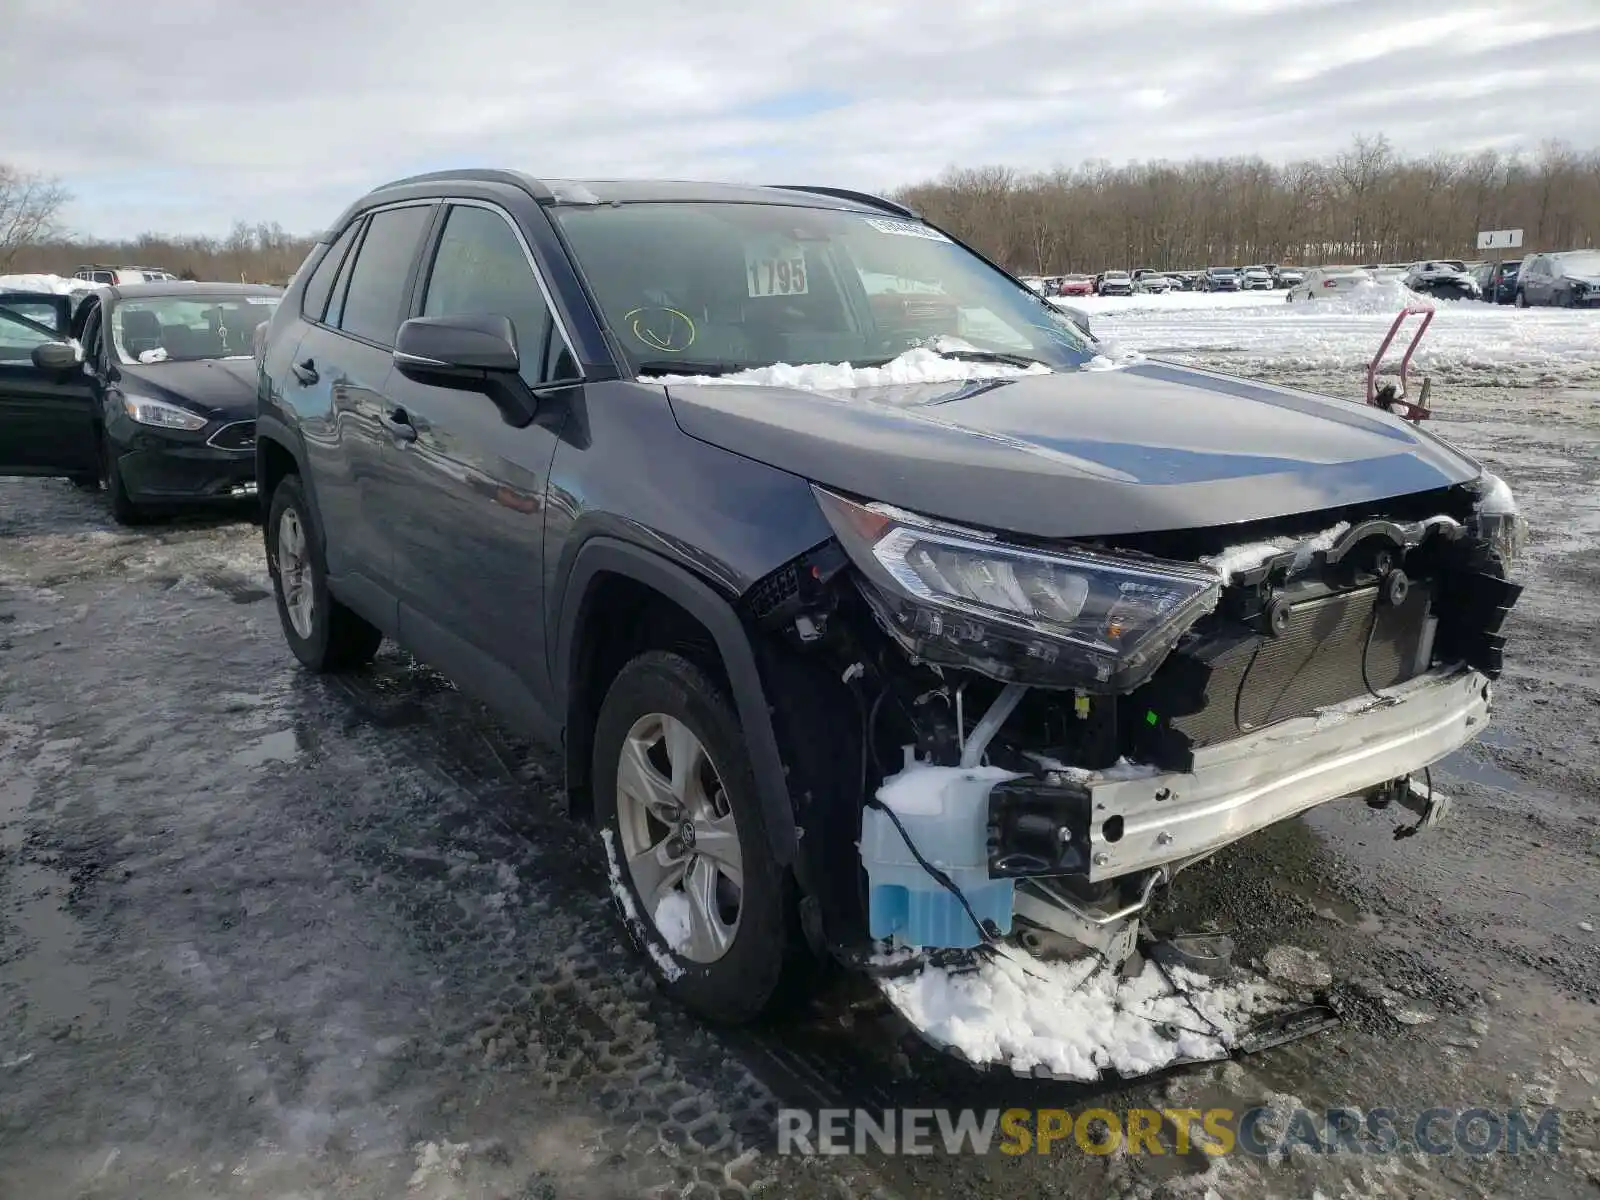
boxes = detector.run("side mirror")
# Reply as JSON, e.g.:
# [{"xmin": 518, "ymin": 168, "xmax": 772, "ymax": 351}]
[
  {"xmin": 31, "ymin": 340, "xmax": 84, "ymax": 372},
  {"xmin": 394, "ymin": 314, "xmax": 537, "ymax": 426},
  {"xmin": 394, "ymin": 314, "xmax": 520, "ymax": 380}
]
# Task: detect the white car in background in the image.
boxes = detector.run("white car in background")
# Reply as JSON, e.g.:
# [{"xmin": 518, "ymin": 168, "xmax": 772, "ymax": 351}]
[
  {"xmin": 1239, "ymin": 266, "xmax": 1274, "ymax": 291},
  {"xmin": 1131, "ymin": 269, "xmax": 1172, "ymax": 294},
  {"xmin": 1285, "ymin": 267, "xmax": 1373, "ymax": 302}
]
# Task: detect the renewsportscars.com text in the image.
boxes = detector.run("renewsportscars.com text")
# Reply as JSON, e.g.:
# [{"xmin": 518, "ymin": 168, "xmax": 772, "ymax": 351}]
[{"xmin": 777, "ymin": 1106, "xmax": 1563, "ymax": 1157}]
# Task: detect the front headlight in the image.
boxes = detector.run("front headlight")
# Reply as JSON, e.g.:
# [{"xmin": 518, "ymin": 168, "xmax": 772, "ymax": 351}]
[
  {"xmin": 1470, "ymin": 471, "xmax": 1529, "ymax": 569},
  {"xmin": 813, "ymin": 487, "xmax": 1221, "ymax": 691},
  {"xmin": 122, "ymin": 394, "xmax": 208, "ymax": 431}
]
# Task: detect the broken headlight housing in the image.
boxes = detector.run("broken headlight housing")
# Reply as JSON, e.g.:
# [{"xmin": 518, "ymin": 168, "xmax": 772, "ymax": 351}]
[
  {"xmin": 1468, "ymin": 471, "xmax": 1528, "ymax": 569},
  {"xmin": 814, "ymin": 487, "xmax": 1221, "ymax": 692}
]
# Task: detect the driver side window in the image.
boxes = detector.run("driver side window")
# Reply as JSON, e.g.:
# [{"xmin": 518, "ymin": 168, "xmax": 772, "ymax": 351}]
[{"xmin": 422, "ymin": 204, "xmax": 572, "ymax": 385}]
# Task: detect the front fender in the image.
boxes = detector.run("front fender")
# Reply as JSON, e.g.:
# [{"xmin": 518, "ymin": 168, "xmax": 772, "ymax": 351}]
[{"xmin": 555, "ymin": 536, "xmax": 799, "ymax": 868}]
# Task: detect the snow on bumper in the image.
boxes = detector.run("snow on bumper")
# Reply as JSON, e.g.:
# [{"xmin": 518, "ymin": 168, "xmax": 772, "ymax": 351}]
[{"xmin": 1084, "ymin": 664, "xmax": 1492, "ymax": 882}]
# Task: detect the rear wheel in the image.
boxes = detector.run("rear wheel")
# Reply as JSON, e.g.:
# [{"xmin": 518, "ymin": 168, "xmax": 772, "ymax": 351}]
[
  {"xmin": 266, "ymin": 474, "xmax": 382, "ymax": 671},
  {"xmin": 593, "ymin": 650, "xmax": 807, "ymax": 1024}
]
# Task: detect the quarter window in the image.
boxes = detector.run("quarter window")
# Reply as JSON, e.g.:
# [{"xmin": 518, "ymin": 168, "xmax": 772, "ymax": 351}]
[
  {"xmin": 422, "ymin": 204, "xmax": 566, "ymax": 385},
  {"xmin": 302, "ymin": 222, "xmax": 361, "ymax": 322},
  {"xmin": 335, "ymin": 204, "xmax": 433, "ymax": 347}
]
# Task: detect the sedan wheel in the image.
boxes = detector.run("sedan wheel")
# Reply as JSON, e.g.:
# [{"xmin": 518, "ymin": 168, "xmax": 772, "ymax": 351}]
[{"xmin": 1515, "ymin": 290, "xmax": 1527, "ymax": 308}]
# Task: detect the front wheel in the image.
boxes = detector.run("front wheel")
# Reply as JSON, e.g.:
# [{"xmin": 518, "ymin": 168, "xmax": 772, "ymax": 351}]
[
  {"xmin": 266, "ymin": 475, "xmax": 382, "ymax": 671},
  {"xmin": 102, "ymin": 436, "xmax": 145, "ymax": 526},
  {"xmin": 1514, "ymin": 290, "xmax": 1528, "ymax": 308},
  {"xmin": 593, "ymin": 650, "xmax": 808, "ymax": 1025}
]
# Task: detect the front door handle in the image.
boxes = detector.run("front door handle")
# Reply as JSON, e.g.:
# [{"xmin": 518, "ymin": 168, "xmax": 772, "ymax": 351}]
[
  {"xmin": 380, "ymin": 408, "xmax": 418, "ymax": 443},
  {"xmin": 291, "ymin": 357, "xmax": 319, "ymax": 385}
]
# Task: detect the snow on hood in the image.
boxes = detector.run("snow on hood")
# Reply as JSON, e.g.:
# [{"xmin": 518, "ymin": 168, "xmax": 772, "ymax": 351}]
[
  {"xmin": 0, "ymin": 273, "xmax": 98, "ymax": 295},
  {"xmin": 650, "ymin": 347, "xmax": 1052, "ymax": 391},
  {"xmin": 878, "ymin": 947, "xmax": 1291, "ymax": 1080}
]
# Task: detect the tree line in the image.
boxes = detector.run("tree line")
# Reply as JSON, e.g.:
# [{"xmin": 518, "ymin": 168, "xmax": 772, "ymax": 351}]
[
  {"xmin": 6, "ymin": 134, "xmax": 1600, "ymax": 283},
  {"xmin": 895, "ymin": 136, "xmax": 1600, "ymax": 274}
]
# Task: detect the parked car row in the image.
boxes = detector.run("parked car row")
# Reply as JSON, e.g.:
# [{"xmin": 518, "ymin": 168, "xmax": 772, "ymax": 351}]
[{"xmin": 1025, "ymin": 264, "xmax": 1309, "ymax": 296}]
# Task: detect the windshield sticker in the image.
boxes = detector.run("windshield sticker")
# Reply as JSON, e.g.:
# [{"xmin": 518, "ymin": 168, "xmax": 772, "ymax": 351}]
[
  {"xmin": 863, "ymin": 217, "xmax": 951, "ymax": 242},
  {"xmin": 246, "ymin": 297, "xmax": 279, "ymax": 305},
  {"xmin": 744, "ymin": 237, "xmax": 809, "ymax": 298}
]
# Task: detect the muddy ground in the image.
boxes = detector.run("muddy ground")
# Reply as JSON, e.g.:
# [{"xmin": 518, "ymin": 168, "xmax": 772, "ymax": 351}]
[{"xmin": 2, "ymin": 379, "xmax": 1597, "ymax": 1199}]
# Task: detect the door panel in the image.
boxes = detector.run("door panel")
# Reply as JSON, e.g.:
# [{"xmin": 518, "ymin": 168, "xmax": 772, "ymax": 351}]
[
  {"xmin": 369, "ymin": 200, "xmax": 577, "ymax": 714},
  {"xmin": 383, "ymin": 377, "xmax": 567, "ymax": 709},
  {"xmin": 0, "ymin": 293, "xmax": 98, "ymax": 475},
  {"xmin": 278, "ymin": 324, "xmax": 397, "ymax": 588}
]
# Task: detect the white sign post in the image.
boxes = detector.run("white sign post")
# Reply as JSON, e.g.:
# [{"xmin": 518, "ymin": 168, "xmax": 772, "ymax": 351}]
[{"xmin": 1477, "ymin": 228, "xmax": 1524, "ymax": 251}]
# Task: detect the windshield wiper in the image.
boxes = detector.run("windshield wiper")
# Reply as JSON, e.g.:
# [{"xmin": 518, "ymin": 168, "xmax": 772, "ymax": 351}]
[
  {"xmin": 636, "ymin": 360, "xmax": 748, "ymax": 377},
  {"xmin": 926, "ymin": 345, "xmax": 1049, "ymax": 370}
]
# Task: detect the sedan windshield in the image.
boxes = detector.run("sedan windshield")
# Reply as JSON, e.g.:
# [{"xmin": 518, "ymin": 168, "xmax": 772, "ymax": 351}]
[
  {"xmin": 552, "ymin": 202, "xmax": 1096, "ymax": 374},
  {"xmin": 110, "ymin": 294, "xmax": 279, "ymax": 365}
]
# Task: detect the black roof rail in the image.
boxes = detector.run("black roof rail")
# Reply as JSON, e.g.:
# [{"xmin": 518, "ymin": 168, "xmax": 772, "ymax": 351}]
[
  {"xmin": 769, "ymin": 185, "xmax": 919, "ymax": 219},
  {"xmin": 372, "ymin": 168, "xmax": 552, "ymax": 201}
]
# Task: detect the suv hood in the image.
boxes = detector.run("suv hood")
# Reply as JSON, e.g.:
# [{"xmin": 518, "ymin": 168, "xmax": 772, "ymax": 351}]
[
  {"xmin": 117, "ymin": 357, "xmax": 257, "ymax": 419},
  {"xmin": 664, "ymin": 361, "xmax": 1480, "ymax": 538}
]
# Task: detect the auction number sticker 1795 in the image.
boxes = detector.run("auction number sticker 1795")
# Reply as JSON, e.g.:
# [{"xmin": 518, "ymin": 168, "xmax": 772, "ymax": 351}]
[{"xmin": 745, "ymin": 237, "xmax": 809, "ymax": 297}]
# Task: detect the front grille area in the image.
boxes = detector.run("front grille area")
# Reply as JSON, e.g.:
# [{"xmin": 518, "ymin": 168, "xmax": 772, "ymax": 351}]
[
  {"xmin": 1152, "ymin": 584, "xmax": 1432, "ymax": 750},
  {"xmin": 207, "ymin": 420, "xmax": 256, "ymax": 452}
]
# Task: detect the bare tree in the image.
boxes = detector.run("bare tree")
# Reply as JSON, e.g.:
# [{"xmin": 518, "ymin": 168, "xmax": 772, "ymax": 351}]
[
  {"xmin": 0, "ymin": 164, "xmax": 72, "ymax": 270},
  {"xmin": 893, "ymin": 135, "xmax": 1600, "ymax": 273}
]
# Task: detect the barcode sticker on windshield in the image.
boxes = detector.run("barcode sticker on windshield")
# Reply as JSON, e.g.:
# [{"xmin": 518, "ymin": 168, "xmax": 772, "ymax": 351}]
[
  {"xmin": 864, "ymin": 217, "xmax": 951, "ymax": 242},
  {"xmin": 745, "ymin": 237, "xmax": 809, "ymax": 297}
]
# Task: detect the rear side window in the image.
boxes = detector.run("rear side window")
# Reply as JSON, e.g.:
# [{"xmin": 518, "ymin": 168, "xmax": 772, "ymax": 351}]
[
  {"xmin": 301, "ymin": 223, "xmax": 360, "ymax": 322},
  {"xmin": 421, "ymin": 204, "xmax": 563, "ymax": 385},
  {"xmin": 335, "ymin": 204, "xmax": 433, "ymax": 347}
]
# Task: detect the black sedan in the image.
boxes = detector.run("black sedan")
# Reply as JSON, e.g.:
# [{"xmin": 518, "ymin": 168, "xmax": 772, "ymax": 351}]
[{"xmin": 0, "ymin": 281, "xmax": 281, "ymax": 523}]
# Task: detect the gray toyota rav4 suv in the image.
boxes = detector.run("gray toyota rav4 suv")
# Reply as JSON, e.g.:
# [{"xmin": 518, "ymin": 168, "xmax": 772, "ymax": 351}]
[{"xmin": 256, "ymin": 170, "xmax": 1524, "ymax": 1080}]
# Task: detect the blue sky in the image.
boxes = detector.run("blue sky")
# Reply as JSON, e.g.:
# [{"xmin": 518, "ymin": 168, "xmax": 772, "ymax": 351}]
[{"xmin": 2, "ymin": 0, "xmax": 1597, "ymax": 239}]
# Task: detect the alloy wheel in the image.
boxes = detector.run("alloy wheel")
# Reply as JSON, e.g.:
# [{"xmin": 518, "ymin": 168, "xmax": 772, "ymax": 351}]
[
  {"xmin": 614, "ymin": 711, "xmax": 743, "ymax": 963},
  {"xmin": 277, "ymin": 507, "xmax": 315, "ymax": 639}
]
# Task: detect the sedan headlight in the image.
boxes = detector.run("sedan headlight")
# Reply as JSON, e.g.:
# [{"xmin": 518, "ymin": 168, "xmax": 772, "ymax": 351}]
[
  {"xmin": 122, "ymin": 394, "xmax": 208, "ymax": 431},
  {"xmin": 1470, "ymin": 471, "xmax": 1529, "ymax": 569},
  {"xmin": 813, "ymin": 487, "xmax": 1221, "ymax": 691}
]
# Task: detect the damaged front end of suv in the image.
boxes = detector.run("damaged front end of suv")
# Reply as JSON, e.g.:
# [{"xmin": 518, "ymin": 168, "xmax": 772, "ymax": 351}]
[{"xmin": 743, "ymin": 465, "xmax": 1524, "ymax": 1081}]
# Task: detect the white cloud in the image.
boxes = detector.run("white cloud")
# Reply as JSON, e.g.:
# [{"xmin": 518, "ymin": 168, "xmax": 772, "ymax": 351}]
[{"xmin": 1, "ymin": 0, "xmax": 1596, "ymax": 237}]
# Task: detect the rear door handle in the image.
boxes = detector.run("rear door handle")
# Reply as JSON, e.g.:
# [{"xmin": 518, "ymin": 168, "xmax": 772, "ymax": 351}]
[
  {"xmin": 380, "ymin": 408, "xmax": 418, "ymax": 443},
  {"xmin": 291, "ymin": 357, "xmax": 319, "ymax": 385}
]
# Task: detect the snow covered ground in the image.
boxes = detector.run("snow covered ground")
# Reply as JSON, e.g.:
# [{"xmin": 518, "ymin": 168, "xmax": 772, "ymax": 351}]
[{"xmin": 1057, "ymin": 287, "xmax": 1600, "ymax": 387}]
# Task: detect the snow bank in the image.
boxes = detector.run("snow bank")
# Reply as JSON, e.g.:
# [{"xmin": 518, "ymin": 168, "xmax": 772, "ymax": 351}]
[
  {"xmin": 1085, "ymin": 288, "xmax": 1600, "ymax": 387},
  {"xmin": 879, "ymin": 948, "xmax": 1289, "ymax": 1079},
  {"xmin": 652, "ymin": 346, "xmax": 1050, "ymax": 391},
  {"xmin": 1295, "ymin": 277, "xmax": 1432, "ymax": 315},
  {"xmin": 0, "ymin": 273, "xmax": 98, "ymax": 295}
]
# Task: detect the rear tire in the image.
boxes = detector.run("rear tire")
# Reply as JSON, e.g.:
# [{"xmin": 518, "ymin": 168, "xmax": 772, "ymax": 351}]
[
  {"xmin": 266, "ymin": 474, "xmax": 382, "ymax": 671},
  {"xmin": 593, "ymin": 650, "xmax": 809, "ymax": 1025}
]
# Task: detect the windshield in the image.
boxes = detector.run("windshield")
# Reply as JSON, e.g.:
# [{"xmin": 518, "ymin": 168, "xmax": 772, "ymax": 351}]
[
  {"xmin": 110, "ymin": 294, "xmax": 279, "ymax": 365},
  {"xmin": 1558, "ymin": 252, "xmax": 1600, "ymax": 275},
  {"xmin": 552, "ymin": 202, "xmax": 1096, "ymax": 375},
  {"xmin": 1207, "ymin": 267, "xmax": 1234, "ymax": 275}
]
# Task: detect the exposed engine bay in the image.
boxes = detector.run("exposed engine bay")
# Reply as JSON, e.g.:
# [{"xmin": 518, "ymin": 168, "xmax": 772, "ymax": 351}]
[{"xmin": 744, "ymin": 469, "xmax": 1525, "ymax": 1079}]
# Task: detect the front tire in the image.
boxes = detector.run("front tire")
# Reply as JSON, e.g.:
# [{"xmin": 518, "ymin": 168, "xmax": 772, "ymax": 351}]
[
  {"xmin": 1514, "ymin": 289, "xmax": 1528, "ymax": 308},
  {"xmin": 266, "ymin": 474, "xmax": 382, "ymax": 671},
  {"xmin": 102, "ymin": 436, "xmax": 145, "ymax": 526},
  {"xmin": 593, "ymin": 650, "xmax": 807, "ymax": 1025}
]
